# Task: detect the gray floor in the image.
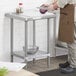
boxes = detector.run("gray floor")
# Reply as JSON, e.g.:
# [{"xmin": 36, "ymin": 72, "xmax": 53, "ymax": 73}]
[{"xmin": 24, "ymin": 55, "xmax": 67, "ymax": 73}]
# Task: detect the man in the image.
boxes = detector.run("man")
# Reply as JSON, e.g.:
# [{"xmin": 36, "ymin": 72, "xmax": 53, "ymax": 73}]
[{"xmin": 41, "ymin": 0, "xmax": 76, "ymax": 73}]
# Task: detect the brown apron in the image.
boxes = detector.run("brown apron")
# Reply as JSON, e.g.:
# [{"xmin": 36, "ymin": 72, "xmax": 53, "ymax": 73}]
[{"xmin": 58, "ymin": 4, "xmax": 74, "ymax": 43}]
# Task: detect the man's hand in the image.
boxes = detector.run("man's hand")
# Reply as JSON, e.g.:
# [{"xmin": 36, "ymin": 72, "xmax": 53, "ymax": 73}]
[
  {"xmin": 47, "ymin": 4, "xmax": 54, "ymax": 11},
  {"xmin": 47, "ymin": 2, "xmax": 59, "ymax": 11},
  {"xmin": 40, "ymin": 4, "xmax": 54, "ymax": 13}
]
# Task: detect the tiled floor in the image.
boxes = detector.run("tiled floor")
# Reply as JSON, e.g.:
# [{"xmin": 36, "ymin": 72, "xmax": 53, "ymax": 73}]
[{"xmin": 24, "ymin": 55, "xmax": 67, "ymax": 73}]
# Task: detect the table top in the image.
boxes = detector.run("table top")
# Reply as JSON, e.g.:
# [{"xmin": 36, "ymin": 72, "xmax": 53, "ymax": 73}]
[
  {"xmin": 0, "ymin": 62, "xmax": 26, "ymax": 71},
  {"xmin": 5, "ymin": 9, "xmax": 56, "ymax": 21},
  {"xmin": 6, "ymin": 69, "xmax": 39, "ymax": 76}
]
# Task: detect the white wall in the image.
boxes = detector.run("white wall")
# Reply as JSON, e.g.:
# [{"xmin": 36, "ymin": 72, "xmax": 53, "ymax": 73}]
[{"xmin": 1, "ymin": 0, "xmax": 76, "ymax": 62}]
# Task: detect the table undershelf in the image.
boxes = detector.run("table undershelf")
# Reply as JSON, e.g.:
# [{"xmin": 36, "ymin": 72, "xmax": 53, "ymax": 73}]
[{"xmin": 13, "ymin": 50, "xmax": 50, "ymax": 60}]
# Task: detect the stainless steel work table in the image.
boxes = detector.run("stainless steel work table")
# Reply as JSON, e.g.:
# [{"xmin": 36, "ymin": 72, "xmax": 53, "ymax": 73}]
[{"xmin": 5, "ymin": 9, "xmax": 56, "ymax": 68}]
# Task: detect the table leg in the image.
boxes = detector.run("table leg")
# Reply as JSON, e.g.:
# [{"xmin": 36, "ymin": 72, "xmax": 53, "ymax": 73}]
[
  {"xmin": 47, "ymin": 18, "xmax": 50, "ymax": 68},
  {"xmin": 33, "ymin": 20, "xmax": 36, "ymax": 47},
  {"xmin": 24, "ymin": 21, "xmax": 28, "ymax": 65},
  {"xmin": 33, "ymin": 20, "xmax": 36, "ymax": 64},
  {"xmin": 53, "ymin": 17, "xmax": 56, "ymax": 57},
  {"xmin": 10, "ymin": 18, "xmax": 14, "ymax": 62}
]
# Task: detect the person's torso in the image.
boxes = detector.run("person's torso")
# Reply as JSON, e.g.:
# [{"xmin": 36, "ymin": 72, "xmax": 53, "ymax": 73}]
[{"xmin": 46, "ymin": 0, "xmax": 76, "ymax": 4}]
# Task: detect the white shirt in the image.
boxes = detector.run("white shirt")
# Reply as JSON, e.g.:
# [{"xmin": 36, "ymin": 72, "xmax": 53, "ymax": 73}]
[
  {"xmin": 46, "ymin": 0, "xmax": 76, "ymax": 8},
  {"xmin": 57, "ymin": 0, "xmax": 76, "ymax": 8}
]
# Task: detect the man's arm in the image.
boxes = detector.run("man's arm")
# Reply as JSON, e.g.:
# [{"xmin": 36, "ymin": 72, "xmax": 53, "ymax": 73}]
[
  {"xmin": 40, "ymin": 0, "xmax": 58, "ymax": 11},
  {"xmin": 40, "ymin": 0, "xmax": 71, "ymax": 11},
  {"xmin": 48, "ymin": 0, "xmax": 70, "ymax": 11}
]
